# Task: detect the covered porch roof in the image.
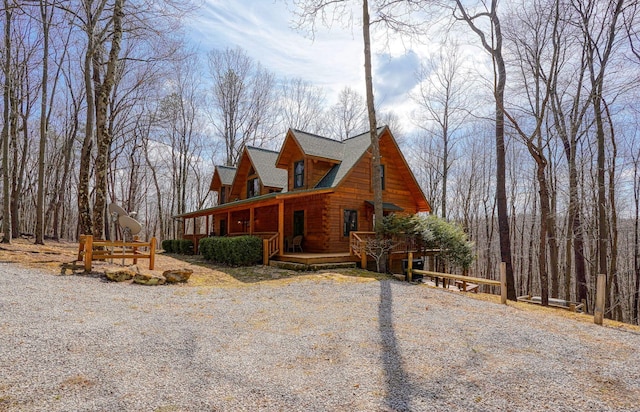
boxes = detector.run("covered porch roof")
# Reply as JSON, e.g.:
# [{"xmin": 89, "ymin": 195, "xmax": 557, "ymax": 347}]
[{"xmin": 174, "ymin": 187, "xmax": 335, "ymax": 220}]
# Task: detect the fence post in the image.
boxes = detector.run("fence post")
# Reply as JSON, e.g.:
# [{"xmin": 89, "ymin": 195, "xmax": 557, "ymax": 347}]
[
  {"xmin": 263, "ymin": 239, "xmax": 269, "ymax": 266},
  {"xmin": 407, "ymin": 252, "xmax": 413, "ymax": 282},
  {"xmin": 149, "ymin": 237, "xmax": 156, "ymax": 270},
  {"xmin": 500, "ymin": 262, "xmax": 507, "ymax": 305},
  {"xmin": 594, "ymin": 273, "xmax": 606, "ymax": 325},
  {"xmin": 84, "ymin": 235, "xmax": 93, "ymax": 272}
]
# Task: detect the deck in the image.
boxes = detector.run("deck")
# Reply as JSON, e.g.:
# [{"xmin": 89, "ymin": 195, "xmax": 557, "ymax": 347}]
[{"xmin": 272, "ymin": 252, "xmax": 358, "ymax": 265}]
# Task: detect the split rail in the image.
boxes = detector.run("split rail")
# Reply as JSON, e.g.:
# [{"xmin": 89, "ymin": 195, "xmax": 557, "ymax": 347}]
[{"xmin": 77, "ymin": 235, "xmax": 157, "ymax": 271}]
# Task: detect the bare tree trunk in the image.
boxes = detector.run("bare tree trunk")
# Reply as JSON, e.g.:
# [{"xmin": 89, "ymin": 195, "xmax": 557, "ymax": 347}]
[
  {"xmin": 78, "ymin": 8, "xmax": 95, "ymax": 236},
  {"xmin": 11, "ymin": 95, "xmax": 27, "ymax": 239},
  {"xmin": 605, "ymin": 102, "xmax": 622, "ymax": 321},
  {"xmin": 536, "ymin": 159, "xmax": 550, "ymax": 306},
  {"xmin": 362, "ymin": 0, "xmax": 385, "ymax": 273},
  {"xmin": 454, "ymin": 0, "xmax": 515, "ymax": 299},
  {"xmin": 551, "ymin": 43, "xmax": 590, "ymax": 307},
  {"xmin": 35, "ymin": 0, "xmax": 52, "ymax": 245},
  {"xmin": 578, "ymin": 0, "xmax": 624, "ymax": 316},
  {"xmin": 92, "ymin": 0, "xmax": 125, "ymax": 240},
  {"xmin": 634, "ymin": 160, "xmax": 640, "ymax": 324},
  {"xmin": 1, "ymin": 1, "xmax": 12, "ymax": 243}
]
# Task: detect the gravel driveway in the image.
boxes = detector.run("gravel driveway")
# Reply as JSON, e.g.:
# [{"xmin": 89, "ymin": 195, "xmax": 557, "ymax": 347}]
[{"xmin": 1, "ymin": 262, "xmax": 639, "ymax": 411}]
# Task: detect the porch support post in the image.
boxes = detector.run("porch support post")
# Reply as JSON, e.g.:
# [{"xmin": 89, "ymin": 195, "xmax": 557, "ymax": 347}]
[
  {"xmin": 278, "ymin": 200, "xmax": 284, "ymax": 255},
  {"xmin": 226, "ymin": 211, "xmax": 230, "ymax": 235},
  {"xmin": 192, "ymin": 217, "xmax": 198, "ymax": 254},
  {"xmin": 206, "ymin": 215, "xmax": 210, "ymax": 235},
  {"xmin": 249, "ymin": 207, "xmax": 254, "ymax": 234}
]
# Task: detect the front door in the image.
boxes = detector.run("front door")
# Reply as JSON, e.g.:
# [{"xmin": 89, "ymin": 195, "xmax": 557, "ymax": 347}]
[
  {"xmin": 220, "ymin": 219, "xmax": 227, "ymax": 236},
  {"xmin": 293, "ymin": 210, "xmax": 304, "ymax": 236}
]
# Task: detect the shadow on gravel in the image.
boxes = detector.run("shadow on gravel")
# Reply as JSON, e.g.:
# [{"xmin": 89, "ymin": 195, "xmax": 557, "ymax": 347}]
[{"xmin": 379, "ymin": 280, "xmax": 412, "ymax": 410}]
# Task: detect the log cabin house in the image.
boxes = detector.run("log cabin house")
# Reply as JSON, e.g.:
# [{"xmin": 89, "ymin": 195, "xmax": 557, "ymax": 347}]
[{"xmin": 176, "ymin": 126, "xmax": 431, "ymax": 268}]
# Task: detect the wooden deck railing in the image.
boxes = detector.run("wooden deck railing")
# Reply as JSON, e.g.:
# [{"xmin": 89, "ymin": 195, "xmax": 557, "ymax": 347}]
[
  {"xmin": 350, "ymin": 232, "xmax": 370, "ymax": 268},
  {"xmin": 350, "ymin": 232, "xmax": 419, "ymax": 254},
  {"xmin": 262, "ymin": 232, "xmax": 279, "ymax": 264},
  {"xmin": 350, "ymin": 231, "xmax": 421, "ymax": 269}
]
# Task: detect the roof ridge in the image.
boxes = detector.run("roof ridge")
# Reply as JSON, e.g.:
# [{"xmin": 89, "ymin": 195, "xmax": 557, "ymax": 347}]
[
  {"xmin": 292, "ymin": 129, "xmax": 341, "ymax": 144},
  {"xmin": 246, "ymin": 145, "xmax": 280, "ymax": 154},
  {"xmin": 342, "ymin": 125, "xmax": 387, "ymax": 142}
]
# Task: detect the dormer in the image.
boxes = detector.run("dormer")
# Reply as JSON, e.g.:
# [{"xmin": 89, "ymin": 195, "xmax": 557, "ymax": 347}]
[
  {"xmin": 276, "ymin": 129, "xmax": 342, "ymax": 191},
  {"xmin": 210, "ymin": 165, "xmax": 236, "ymax": 205},
  {"xmin": 229, "ymin": 146, "xmax": 287, "ymax": 201}
]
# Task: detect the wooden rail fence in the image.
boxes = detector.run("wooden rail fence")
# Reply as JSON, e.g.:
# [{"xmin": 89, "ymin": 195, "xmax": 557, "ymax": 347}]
[
  {"xmin": 407, "ymin": 253, "xmax": 507, "ymax": 305},
  {"xmin": 78, "ymin": 235, "xmax": 157, "ymax": 271}
]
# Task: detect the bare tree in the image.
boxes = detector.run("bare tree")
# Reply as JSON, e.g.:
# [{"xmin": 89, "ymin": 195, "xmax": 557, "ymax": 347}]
[
  {"xmin": 35, "ymin": 0, "xmax": 54, "ymax": 244},
  {"xmin": 548, "ymin": 2, "xmax": 591, "ymax": 306},
  {"xmin": 632, "ymin": 139, "xmax": 640, "ymax": 324},
  {"xmin": 413, "ymin": 40, "xmax": 474, "ymax": 219},
  {"xmin": 500, "ymin": 0, "xmax": 562, "ymax": 305},
  {"xmin": 572, "ymin": 0, "xmax": 627, "ymax": 316},
  {"xmin": 279, "ymin": 77, "xmax": 326, "ymax": 133},
  {"xmin": 328, "ymin": 86, "xmax": 367, "ymax": 140},
  {"xmin": 207, "ymin": 47, "xmax": 277, "ymax": 166},
  {"xmin": 1, "ymin": 0, "xmax": 12, "ymax": 243},
  {"xmin": 453, "ymin": 0, "xmax": 516, "ymax": 299}
]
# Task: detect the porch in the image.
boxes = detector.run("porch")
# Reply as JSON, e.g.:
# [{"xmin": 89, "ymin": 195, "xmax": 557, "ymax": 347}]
[
  {"xmin": 273, "ymin": 251, "xmax": 357, "ymax": 264},
  {"xmin": 182, "ymin": 229, "xmax": 434, "ymax": 272}
]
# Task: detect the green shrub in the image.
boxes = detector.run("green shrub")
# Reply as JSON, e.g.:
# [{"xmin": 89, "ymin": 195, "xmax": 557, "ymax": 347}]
[
  {"xmin": 199, "ymin": 236, "xmax": 262, "ymax": 266},
  {"xmin": 161, "ymin": 239, "xmax": 193, "ymax": 255},
  {"xmin": 161, "ymin": 239, "xmax": 173, "ymax": 253},
  {"xmin": 171, "ymin": 239, "xmax": 181, "ymax": 254},
  {"xmin": 410, "ymin": 214, "xmax": 474, "ymax": 270},
  {"xmin": 178, "ymin": 239, "xmax": 194, "ymax": 255},
  {"xmin": 199, "ymin": 237, "xmax": 214, "ymax": 260}
]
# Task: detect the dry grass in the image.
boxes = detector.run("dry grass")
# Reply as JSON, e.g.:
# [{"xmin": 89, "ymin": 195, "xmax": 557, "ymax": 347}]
[{"xmin": 0, "ymin": 238, "xmax": 382, "ymax": 288}]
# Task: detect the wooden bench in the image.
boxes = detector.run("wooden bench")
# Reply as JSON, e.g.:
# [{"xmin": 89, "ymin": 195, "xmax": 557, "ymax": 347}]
[
  {"xmin": 455, "ymin": 280, "xmax": 479, "ymax": 293},
  {"xmin": 78, "ymin": 235, "xmax": 156, "ymax": 271}
]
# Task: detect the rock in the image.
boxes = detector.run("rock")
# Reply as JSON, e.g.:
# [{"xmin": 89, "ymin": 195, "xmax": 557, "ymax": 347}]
[
  {"xmin": 162, "ymin": 268, "xmax": 193, "ymax": 283},
  {"xmin": 105, "ymin": 268, "xmax": 136, "ymax": 282},
  {"xmin": 133, "ymin": 272, "xmax": 166, "ymax": 286}
]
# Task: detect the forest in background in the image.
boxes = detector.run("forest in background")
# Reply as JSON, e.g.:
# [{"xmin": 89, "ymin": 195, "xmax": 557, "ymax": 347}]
[{"xmin": 1, "ymin": 0, "xmax": 640, "ymax": 324}]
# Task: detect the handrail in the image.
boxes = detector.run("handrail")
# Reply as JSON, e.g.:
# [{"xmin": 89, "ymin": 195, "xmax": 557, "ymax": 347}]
[
  {"xmin": 350, "ymin": 231, "xmax": 374, "ymax": 257},
  {"xmin": 350, "ymin": 231, "xmax": 418, "ymax": 256},
  {"xmin": 262, "ymin": 232, "xmax": 280, "ymax": 264},
  {"xmin": 266, "ymin": 233, "xmax": 279, "ymax": 257},
  {"xmin": 229, "ymin": 231, "xmax": 278, "ymax": 238}
]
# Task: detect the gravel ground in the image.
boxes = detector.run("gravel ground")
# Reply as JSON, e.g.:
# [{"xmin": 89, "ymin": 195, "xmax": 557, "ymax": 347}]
[{"xmin": 1, "ymin": 262, "xmax": 639, "ymax": 412}]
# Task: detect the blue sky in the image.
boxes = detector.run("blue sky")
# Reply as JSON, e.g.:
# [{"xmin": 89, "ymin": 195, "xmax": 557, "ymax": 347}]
[{"xmin": 186, "ymin": 0, "xmax": 426, "ymax": 128}]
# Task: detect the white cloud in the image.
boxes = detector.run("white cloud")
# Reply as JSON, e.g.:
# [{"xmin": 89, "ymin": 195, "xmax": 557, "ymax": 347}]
[
  {"xmin": 188, "ymin": 0, "xmax": 365, "ymax": 101},
  {"xmin": 186, "ymin": 1, "xmax": 464, "ymax": 134}
]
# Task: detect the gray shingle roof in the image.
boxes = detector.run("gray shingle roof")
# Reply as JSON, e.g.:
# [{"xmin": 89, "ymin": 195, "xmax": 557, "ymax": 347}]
[
  {"xmin": 246, "ymin": 146, "xmax": 288, "ymax": 190},
  {"xmin": 290, "ymin": 129, "xmax": 344, "ymax": 161},
  {"xmin": 313, "ymin": 128, "xmax": 383, "ymax": 188},
  {"xmin": 216, "ymin": 165, "xmax": 236, "ymax": 186}
]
